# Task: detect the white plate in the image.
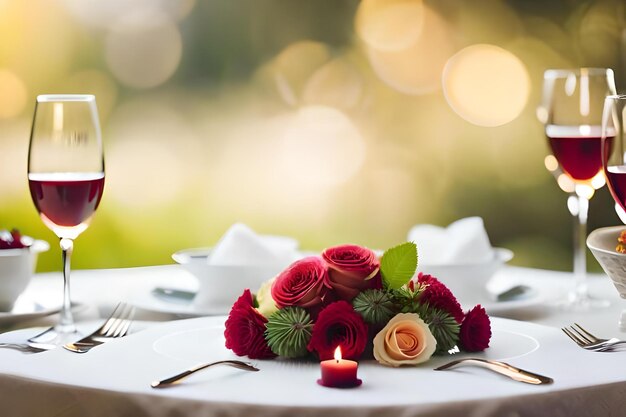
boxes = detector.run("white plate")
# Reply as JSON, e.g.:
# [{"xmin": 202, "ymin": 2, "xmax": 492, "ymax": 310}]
[
  {"xmin": 462, "ymin": 286, "xmax": 545, "ymax": 315},
  {"xmin": 132, "ymin": 289, "xmax": 223, "ymax": 317},
  {"xmin": 0, "ymin": 297, "xmax": 69, "ymax": 327},
  {"xmin": 151, "ymin": 323, "xmax": 539, "ymax": 365}
]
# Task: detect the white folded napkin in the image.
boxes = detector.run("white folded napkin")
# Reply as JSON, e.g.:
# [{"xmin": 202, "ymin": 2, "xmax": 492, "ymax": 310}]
[
  {"xmin": 207, "ymin": 223, "xmax": 299, "ymax": 267},
  {"xmin": 407, "ymin": 217, "xmax": 494, "ymax": 264}
]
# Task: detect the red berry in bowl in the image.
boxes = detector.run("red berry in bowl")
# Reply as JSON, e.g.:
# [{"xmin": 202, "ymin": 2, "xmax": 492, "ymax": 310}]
[{"xmin": 0, "ymin": 229, "xmax": 30, "ymax": 249}]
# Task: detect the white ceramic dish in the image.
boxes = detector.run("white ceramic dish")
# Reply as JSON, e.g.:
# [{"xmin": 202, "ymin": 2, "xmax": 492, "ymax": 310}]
[
  {"xmin": 172, "ymin": 248, "xmax": 287, "ymax": 314},
  {"xmin": 418, "ymin": 248, "xmax": 514, "ymax": 302},
  {"xmin": 587, "ymin": 226, "xmax": 626, "ymax": 298},
  {"xmin": 0, "ymin": 239, "xmax": 49, "ymax": 311}
]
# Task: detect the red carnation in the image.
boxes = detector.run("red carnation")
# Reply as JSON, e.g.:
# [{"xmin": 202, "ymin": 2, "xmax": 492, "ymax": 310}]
[
  {"xmin": 416, "ymin": 273, "xmax": 464, "ymax": 324},
  {"xmin": 307, "ymin": 300, "xmax": 368, "ymax": 360},
  {"xmin": 272, "ymin": 256, "xmax": 331, "ymax": 310},
  {"xmin": 459, "ymin": 305, "xmax": 491, "ymax": 352},
  {"xmin": 224, "ymin": 289, "xmax": 276, "ymax": 359},
  {"xmin": 323, "ymin": 244, "xmax": 381, "ymax": 301}
]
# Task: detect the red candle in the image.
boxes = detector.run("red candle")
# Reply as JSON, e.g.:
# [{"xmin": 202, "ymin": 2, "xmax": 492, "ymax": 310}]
[{"xmin": 317, "ymin": 346, "xmax": 362, "ymax": 388}]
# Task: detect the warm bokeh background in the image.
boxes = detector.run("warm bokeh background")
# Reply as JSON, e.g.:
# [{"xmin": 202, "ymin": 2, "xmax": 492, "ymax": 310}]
[{"xmin": 1, "ymin": 0, "xmax": 624, "ymax": 272}]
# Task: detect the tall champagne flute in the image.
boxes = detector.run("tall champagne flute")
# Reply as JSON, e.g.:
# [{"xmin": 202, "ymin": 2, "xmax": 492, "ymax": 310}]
[
  {"xmin": 603, "ymin": 95, "xmax": 626, "ymax": 224},
  {"xmin": 28, "ymin": 95, "xmax": 105, "ymax": 341},
  {"xmin": 539, "ymin": 68, "xmax": 616, "ymax": 309}
]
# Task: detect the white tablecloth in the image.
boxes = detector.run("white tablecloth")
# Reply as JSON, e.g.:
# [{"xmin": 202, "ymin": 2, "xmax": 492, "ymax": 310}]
[{"xmin": 1, "ymin": 265, "xmax": 626, "ymax": 417}]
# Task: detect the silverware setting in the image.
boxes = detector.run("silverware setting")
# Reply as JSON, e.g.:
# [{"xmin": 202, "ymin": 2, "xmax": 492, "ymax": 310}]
[
  {"xmin": 561, "ymin": 323, "xmax": 626, "ymax": 352},
  {"xmin": 151, "ymin": 360, "xmax": 259, "ymax": 389},
  {"xmin": 434, "ymin": 358, "xmax": 553, "ymax": 385},
  {"xmin": 63, "ymin": 302, "xmax": 135, "ymax": 354}
]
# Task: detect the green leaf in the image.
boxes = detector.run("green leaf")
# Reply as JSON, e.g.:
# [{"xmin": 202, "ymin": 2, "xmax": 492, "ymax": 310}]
[{"xmin": 380, "ymin": 242, "xmax": 418, "ymax": 289}]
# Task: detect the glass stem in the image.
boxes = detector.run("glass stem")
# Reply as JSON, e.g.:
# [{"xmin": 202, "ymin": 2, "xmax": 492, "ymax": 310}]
[
  {"xmin": 573, "ymin": 194, "xmax": 589, "ymax": 301},
  {"xmin": 57, "ymin": 237, "xmax": 76, "ymax": 334}
]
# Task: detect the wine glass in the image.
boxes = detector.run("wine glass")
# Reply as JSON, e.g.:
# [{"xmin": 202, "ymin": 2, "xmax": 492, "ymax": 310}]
[
  {"xmin": 602, "ymin": 95, "xmax": 626, "ymax": 224},
  {"xmin": 539, "ymin": 68, "xmax": 616, "ymax": 309},
  {"xmin": 28, "ymin": 95, "xmax": 105, "ymax": 343}
]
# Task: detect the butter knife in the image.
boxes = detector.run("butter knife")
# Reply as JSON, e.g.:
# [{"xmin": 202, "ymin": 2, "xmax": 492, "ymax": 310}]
[{"xmin": 434, "ymin": 358, "xmax": 553, "ymax": 385}]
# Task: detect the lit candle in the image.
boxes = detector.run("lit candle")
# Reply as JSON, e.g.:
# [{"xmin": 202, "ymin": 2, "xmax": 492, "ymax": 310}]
[{"xmin": 317, "ymin": 346, "xmax": 362, "ymax": 388}]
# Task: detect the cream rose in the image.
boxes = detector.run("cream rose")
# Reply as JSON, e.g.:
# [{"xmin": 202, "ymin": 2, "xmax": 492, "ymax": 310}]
[
  {"xmin": 256, "ymin": 276, "xmax": 278, "ymax": 318},
  {"xmin": 373, "ymin": 313, "xmax": 437, "ymax": 367}
]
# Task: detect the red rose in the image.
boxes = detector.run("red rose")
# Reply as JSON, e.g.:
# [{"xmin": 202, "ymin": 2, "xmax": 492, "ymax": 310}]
[
  {"xmin": 271, "ymin": 256, "xmax": 331, "ymax": 309},
  {"xmin": 307, "ymin": 300, "xmax": 369, "ymax": 360},
  {"xmin": 322, "ymin": 244, "xmax": 381, "ymax": 300},
  {"xmin": 224, "ymin": 289, "xmax": 276, "ymax": 359},
  {"xmin": 415, "ymin": 273, "xmax": 464, "ymax": 324},
  {"xmin": 459, "ymin": 305, "xmax": 491, "ymax": 352}
]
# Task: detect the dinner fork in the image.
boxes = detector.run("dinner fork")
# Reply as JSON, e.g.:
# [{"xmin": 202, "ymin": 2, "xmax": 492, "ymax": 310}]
[
  {"xmin": 561, "ymin": 323, "xmax": 626, "ymax": 352},
  {"xmin": 63, "ymin": 302, "xmax": 135, "ymax": 353}
]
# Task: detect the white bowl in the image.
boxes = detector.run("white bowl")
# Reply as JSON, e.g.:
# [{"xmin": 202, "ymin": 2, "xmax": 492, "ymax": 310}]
[
  {"xmin": 587, "ymin": 226, "xmax": 626, "ymax": 298},
  {"xmin": 172, "ymin": 248, "xmax": 287, "ymax": 314},
  {"xmin": 417, "ymin": 248, "xmax": 514, "ymax": 302},
  {"xmin": 0, "ymin": 240, "xmax": 49, "ymax": 311}
]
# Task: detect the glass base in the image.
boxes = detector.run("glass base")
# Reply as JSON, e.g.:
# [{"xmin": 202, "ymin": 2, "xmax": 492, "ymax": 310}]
[
  {"xmin": 553, "ymin": 292, "xmax": 611, "ymax": 311},
  {"xmin": 28, "ymin": 325, "xmax": 82, "ymax": 347}
]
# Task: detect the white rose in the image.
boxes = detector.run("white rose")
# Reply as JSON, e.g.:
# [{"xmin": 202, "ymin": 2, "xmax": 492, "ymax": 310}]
[{"xmin": 256, "ymin": 276, "xmax": 278, "ymax": 318}]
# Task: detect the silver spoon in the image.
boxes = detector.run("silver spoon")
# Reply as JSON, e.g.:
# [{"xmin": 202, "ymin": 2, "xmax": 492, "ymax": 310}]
[{"xmin": 151, "ymin": 360, "xmax": 259, "ymax": 388}]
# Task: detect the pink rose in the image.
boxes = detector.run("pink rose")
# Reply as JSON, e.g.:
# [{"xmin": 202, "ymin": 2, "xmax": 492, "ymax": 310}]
[
  {"xmin": 322, "ymin": 244, "xmax": 381, "ymax": 300},
  {"xmin": 271, "ymin": 256, "xmax": 331, "ymax": 309}
]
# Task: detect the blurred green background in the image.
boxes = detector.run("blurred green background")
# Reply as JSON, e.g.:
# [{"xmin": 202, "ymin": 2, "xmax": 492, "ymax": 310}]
[{"xmin": 0, "ymin": 0, "xmax": 624, "ymax": 272}]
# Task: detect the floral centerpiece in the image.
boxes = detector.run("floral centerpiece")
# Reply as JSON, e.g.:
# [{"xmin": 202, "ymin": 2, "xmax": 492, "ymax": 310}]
[{"xmin": 224, "ymin": 242, "xmax": 491, "ymax": 366}]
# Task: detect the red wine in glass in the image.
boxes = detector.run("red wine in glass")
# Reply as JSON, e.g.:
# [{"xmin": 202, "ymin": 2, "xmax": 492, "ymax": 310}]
[
  {"xmin": 605, "ymin": 165, "xmax": 626, "ymax": 213},
  {"xmin": 27, "ymin": 94, "xmax": 105, "ymax": 342},
  {"xmin": 546, "ymin": 125, "xmax": 609, "ymax": 184},
  {"xmin": 28, "ymin": 172, "xmax": 105, "ymax": 239}
]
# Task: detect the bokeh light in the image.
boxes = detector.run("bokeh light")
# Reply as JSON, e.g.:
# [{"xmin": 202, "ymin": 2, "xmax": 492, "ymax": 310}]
[
  {"xmin": 302, "ymin": 58, "xmax": 363, "ymax": 110},
  {"xmin": 442, "ymin": 44, "xmax": 530, "ymax": 127},
  {"xmin": 365, "ymin": 5, "xmax": 453, "ymax": 95},
  {"xmin": 544, "ymin": 155, "xmax": 558, "ymax": 172},
  {"xmin": 279, "ymin": 105, "xmax": 366, "ymax": 188},
  {"xmin": 62, "ymin": 70, "xmax": 118, "ymax": 120},
  {"xmin": 0, "ymin": 69, "xmax": 27, "ymax": 119},
  {"xmin": 355, "ymin": 0, "xmax": 424, "ymax": 51},
  {"xmin": 105, "ymin": 99, "xmax": 201, "ymax": 209},
  {"xmin": 0, "ymin": 1, "xmax": 75, "ymax": 88},
  {"xmin": 557, "ymin": 174, "xmax": 576, "ymax": 193},
  {"xmin": 62, "ymin": 0, "xmax": 195, "ymax": 28},
  {"xmin": 105, "ymin": 11, "xmax": 182, "ymax": 89},
  {"xmin": 271, "ymin": 41, "xmax": 332, "ymax": 106}
]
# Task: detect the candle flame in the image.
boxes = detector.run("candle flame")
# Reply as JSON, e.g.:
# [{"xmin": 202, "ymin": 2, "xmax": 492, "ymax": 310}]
[{"xmin": 334, "ymin": 346, "xmax": 342, "ymax": 362}]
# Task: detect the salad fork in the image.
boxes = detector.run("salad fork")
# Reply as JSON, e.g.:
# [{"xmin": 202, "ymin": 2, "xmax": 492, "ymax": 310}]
[
  {"xmin": 63, "ymin": 302, "xmax": 135, "ymax": 353},
  {"xmin": 561, "ymin": 323, "xmax": 626, "ymax": 352}
]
